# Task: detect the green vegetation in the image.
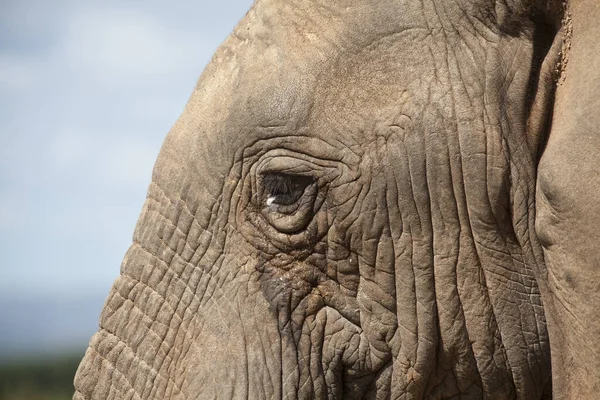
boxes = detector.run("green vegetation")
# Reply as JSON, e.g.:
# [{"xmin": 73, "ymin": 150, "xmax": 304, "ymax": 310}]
[{"xmin": 0, "ymin": 353, "xmax": 83, "ymax": 400}]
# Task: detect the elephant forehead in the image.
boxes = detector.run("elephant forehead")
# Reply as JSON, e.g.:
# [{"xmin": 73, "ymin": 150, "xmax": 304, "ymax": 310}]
[
  {"xmin": 156, "ymin": 0, "xmax": 499, "ymax": 194},
  {"xmin": 215, "ymin": 1, "xmax": 471, "ymax": 137},
  {"xmin": 193, "ymin": 31, "xmax": 442, "ymax": 150},
  {"xmin": 309, "ymin": 33, "xmax": 441, "ymax": 142}
]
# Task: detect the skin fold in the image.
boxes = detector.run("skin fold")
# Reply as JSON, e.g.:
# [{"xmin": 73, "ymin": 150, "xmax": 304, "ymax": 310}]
[{"xmin": 72, "ymin": 0, "xmax": 598, "ymax": 398}]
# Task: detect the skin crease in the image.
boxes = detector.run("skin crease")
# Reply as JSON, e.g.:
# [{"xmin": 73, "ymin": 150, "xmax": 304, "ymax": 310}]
[{"xmin": 72, "ymin": 0, "xmax": 600, "ymax": 399}]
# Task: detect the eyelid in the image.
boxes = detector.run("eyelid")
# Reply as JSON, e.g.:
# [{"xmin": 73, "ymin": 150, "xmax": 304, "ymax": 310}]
[
  {"xmin": 254, "ymin": 153, "xmax": 351, "ymax": 187},
  {"xmin": 256, "ymin": 155, "xmax": 321, "ymax": 177},
  {"xmin": 258, "ymin": 172, "xmax": 318, "ymax": 234},
  {"xmin": 248, "ymin": 151, "xmax": 345, "ymax": 235}
]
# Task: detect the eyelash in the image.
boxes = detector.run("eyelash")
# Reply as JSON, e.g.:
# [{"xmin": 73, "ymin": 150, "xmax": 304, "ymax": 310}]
[
  {"xmin": 261, "ymin": 174, "xmax": 313, "ymax": 206},
  {"xmin": 263, "ymin": 174, "xmax": 297, "ymax": 195}
]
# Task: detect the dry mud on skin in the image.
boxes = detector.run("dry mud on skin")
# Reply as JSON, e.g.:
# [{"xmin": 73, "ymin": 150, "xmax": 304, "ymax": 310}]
[{"xmin": 556, "ymin": 0, "xmax": 572, "ymax": 84}]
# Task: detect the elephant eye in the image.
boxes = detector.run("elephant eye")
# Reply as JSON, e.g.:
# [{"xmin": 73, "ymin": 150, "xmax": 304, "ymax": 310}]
[
  {"xmin": 259, "ymin": 173, "xmax": 317, "ymax": 234},
  {"xmin": 263, "ymin": 174, "xmax": 313, "ymax": 207}
]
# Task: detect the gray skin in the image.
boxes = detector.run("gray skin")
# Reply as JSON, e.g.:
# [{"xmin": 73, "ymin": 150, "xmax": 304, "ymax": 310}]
[{"xmin": 72, "ymin": 0, "xmax": 594, "ymax": 398}]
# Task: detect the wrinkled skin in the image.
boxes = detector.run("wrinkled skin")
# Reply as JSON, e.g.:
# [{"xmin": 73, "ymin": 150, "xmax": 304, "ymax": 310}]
[{"xmin": 73, "ymin": 0, "xmax": 597, "ymax": 399}]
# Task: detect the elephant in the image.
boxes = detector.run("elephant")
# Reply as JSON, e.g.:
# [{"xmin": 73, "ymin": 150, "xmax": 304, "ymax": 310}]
[{"xmin": 73, "ymin": 0, "xmax": 599, "ymax": 398}]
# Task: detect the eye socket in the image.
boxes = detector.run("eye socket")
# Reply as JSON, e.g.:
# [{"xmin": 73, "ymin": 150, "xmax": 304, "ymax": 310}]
[{"xmin": 259, "ymin": 173, "xmax": 317, "ymax": 234}]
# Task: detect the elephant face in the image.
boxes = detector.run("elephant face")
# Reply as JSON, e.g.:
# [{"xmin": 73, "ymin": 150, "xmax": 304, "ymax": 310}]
[{"xmin": 75, "ymin": 1, "xmax": 559, "ymax": 399}]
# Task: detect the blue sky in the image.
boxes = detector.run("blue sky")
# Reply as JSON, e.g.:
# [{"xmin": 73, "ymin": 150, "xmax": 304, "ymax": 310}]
[{"xmin": 0, "ymin": 0, "xmax": 254, "ymax": 357}]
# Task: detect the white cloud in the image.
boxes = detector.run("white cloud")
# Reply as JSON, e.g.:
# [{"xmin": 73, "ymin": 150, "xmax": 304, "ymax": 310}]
[
  {"xmin": 62, "ymin": 8, "xmax": 203, "ymax": 78},
  {"xmin": 103, "ymin": 135, "xmax": 159, "ymax": 184},
  {"xmin": 47, "ymin": 129, "xmax": 90, "ymax": 168},
  {"xmin": 0, "ymin": 54, "xmax": 44, "ymax": 91},
  {"xmin": 0, "ymin": 190, "xmax": 30, "ymax": 230},
  {"xmin": 47, "ymin": 128, "xmax": 159, "ymax": 186}
]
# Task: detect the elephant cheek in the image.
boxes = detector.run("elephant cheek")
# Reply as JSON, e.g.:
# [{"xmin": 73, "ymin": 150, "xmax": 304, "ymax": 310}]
[{"xmin": 182, "ymin": 293, "xmax": 284, "ymax": 399}]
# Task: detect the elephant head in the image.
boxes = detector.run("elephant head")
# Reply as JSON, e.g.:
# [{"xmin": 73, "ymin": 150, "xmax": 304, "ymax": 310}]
[{"xmin": 73, "ymin": 0, "xmax": 582, "ymax": 398}]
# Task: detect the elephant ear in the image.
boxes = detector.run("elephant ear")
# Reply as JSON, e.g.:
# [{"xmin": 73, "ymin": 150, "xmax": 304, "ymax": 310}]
[
  {"xmin": 524, "ymin": 0, "xmax": 565, "ymax": 159},
  {"xmin": 534, "ymin": 0, "xmax": 600, "ymax": 398}
]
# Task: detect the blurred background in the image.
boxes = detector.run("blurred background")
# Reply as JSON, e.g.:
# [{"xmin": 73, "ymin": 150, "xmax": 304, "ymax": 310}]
[{"xmin": 0, "ymin": 0, "xmax": 253, "ymax": 398}]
